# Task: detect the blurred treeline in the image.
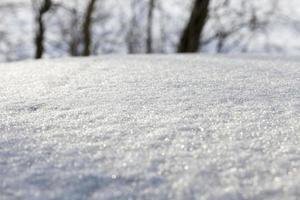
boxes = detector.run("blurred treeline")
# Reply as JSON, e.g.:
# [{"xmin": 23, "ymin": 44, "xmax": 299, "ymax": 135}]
[{"xmin": 0, "ymin": 0, "xmax": 296, "ymax": 62}]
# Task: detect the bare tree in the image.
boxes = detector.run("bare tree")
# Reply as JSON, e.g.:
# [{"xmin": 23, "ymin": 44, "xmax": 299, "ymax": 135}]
[
  {"xmin": 69, "ymin": 7, "xmax": 81, "ymax": 56},
  {"xmin": 200, "ymin": 0, "xmax": 279, "ymax": 53},
  {"xmin": 33, "ymin": 0, "xmax": 52, "ymax": 59},
  {"xmin": 48, "ymin": 3, "xmax": 81, "ymax": 57},
  {"xmin": 126, "ymin": 0, "xmax": 145, "ymax": 54},
  {"xmin": 82, "ymin": 0, "xmax": 97, "ymax": 56},
  {"xmin": 146, "ymin": 0, "xmax": 155, "ymax": 53},
  {"xmin": 178, "ymin": 0, "xmax": 210, "ymax": 53},
  {"xmin": 49, "ymin": 0, "xmax": 110, "ymax": 57}
]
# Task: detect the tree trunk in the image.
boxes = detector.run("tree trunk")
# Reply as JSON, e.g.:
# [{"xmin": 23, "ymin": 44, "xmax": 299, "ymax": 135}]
[
  {"xmin": 34, "ymin": 0, "xmax": 52, "ymax": 59},
  {"xmin": 69, "ymin": 8, "xmax": 80, "ymax": 56},
  {"xmin": 146, "ymin": 0, "xmax": 155, "ymax": 53},
  {"xmin": 178, "ymin": 0, "xmax": 210, "ymax": 53},
  {"xmin": 126, "ymin": 0, "xmax": 143, "ymax": 54},
  {"xmin": 82, "ymin": 0, "xmax": 97, "ymax": 56}
]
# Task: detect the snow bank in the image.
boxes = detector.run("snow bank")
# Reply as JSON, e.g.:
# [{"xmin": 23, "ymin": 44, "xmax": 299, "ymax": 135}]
[{"xmin": 0, "ymin": 55, "xmax": 300, "ymax": 200}]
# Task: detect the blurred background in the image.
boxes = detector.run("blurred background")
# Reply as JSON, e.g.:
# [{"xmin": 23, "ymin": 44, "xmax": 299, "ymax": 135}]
[{"xmin": 0, "ymin": 0, "xmax": 299, "ymax": 62}]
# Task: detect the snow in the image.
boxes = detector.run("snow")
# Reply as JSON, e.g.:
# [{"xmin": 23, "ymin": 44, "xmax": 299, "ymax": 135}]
[{"xmin": 0, "ymin": 55, "xmax": 300, "ymax": 200}]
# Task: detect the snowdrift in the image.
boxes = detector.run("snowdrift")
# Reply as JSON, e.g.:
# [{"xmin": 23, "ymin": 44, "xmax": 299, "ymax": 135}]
[{"xmin": 0, "ymin": 55, "xmax": 300, "ymax": 199}]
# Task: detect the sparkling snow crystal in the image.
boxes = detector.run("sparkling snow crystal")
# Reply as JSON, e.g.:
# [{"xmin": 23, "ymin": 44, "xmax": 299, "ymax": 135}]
[{"xmin": 0, "ymin": 55, "xmax": 300, "ymax": 199}]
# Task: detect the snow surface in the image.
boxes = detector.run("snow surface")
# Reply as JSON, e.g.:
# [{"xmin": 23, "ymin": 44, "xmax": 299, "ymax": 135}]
[{"xmin": 0, "ymin": 55, "xmax": 300, "ymax": 200}]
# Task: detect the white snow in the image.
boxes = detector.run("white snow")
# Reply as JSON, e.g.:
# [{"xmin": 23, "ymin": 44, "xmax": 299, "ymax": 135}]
[{"xmin": 0, "ymin": 55, "xmax": 300, "ymax": 200}]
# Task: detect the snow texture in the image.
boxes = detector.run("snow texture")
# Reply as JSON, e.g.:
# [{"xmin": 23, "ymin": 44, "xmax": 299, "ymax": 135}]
[{"xmin": 0, "ymin": 55, "xmax": 300, "ymax": 200}]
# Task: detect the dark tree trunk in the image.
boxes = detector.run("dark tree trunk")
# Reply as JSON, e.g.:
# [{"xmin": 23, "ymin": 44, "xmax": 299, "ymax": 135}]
[
  {"xmin": 34, "ymin": 0, "xmax": 52, "ymax": 59},
  {"xmin": 178, "ymin": 0, "xmax": 210, "ymax": 53},
  {"xmin": 146, "ymin": 0, "xmax": 155, "ymax": 53},
  {"xmin": 69, "ymin": 8, "xmax": 80, "ymax": 56},
  {"xmin": 82, "ymin": 0, "xmax": 97, "ymax": 56}
]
